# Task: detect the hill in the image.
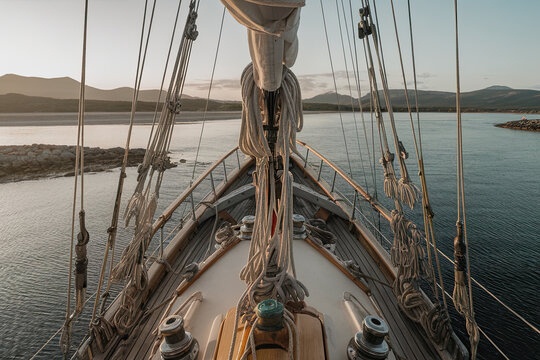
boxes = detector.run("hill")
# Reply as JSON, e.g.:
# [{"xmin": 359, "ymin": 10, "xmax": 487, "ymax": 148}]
[
  {"xmin": 0, "ymin": 93, "xmax": 241, "ymax": 113},
  {"xmin": 0, "ymin": 74, "xmax": 178, "ymax": 102},
  {"xmin": 1, "ymin": 74, "xmax": 539, "ymax": 113},
  {"xmin": 304, "ymin": 87, "xmax": 540, "ymax": 113}
]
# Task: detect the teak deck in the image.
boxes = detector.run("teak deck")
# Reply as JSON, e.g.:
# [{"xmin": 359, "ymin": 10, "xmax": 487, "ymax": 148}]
[{"xmin": 106, "ymin": 161, "xmax": 440, "ymax": 360}]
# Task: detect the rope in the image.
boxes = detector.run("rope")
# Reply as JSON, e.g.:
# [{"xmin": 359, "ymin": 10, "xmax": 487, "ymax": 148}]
[
  {"xmin": 319, "ymin": 0, "xmax": 353, "ymax": 178},
  {"xmin": 89, "ymin": 0, "xmax": 153, "ymax": 328},
  {"xmin": 388, "ymin": 0, "xmax": 449, "ymax": 312},
  {"xmin": 358, "ymin": 0, "xmax": 399, "ymax": 205},
  {"xmin": 367, "ymin": 0, "xmax": 419, "ymax": 209},
  {"xmin": 61, "ymin": 1, "xmax": 89, "ymax": 357},
  {"xmin": 90, "ymin": 0, "xmax": 201, "ymax": 344},
  {"xmin": 346, "ymin": 0, "xmax": 377, "ymax": 199},
  {"xmin": 229, "ymin": 64, "xmax": 307, "ymax": 360},
  {"xmin": 334, "ymin": 0, "xmax": 371, "ymax": 195},
  {"xmin": 452, "ymin": 1, "xmax": 480, "ymax": 358},
  {"xmin": 31, "ymin": 289, "xmax": 99, "ymax": 360},
  {"xmin": 112, "ymin": 0, "xmax": 198, "ymax": 286},
  {"xmin": 190, "ymin": 6, "xmax": 226, "ymax": 185}
]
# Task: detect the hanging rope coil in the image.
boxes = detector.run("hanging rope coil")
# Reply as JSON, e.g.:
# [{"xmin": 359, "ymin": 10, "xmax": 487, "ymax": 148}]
[
  {"xmin": 390, "ymin": 210, "xmax": 427, "ymax": 281},
  {"xmin": 452, "ymin": 221, "xmax": 480, "ymax": 357},
  {"xmin": 238, "ymin": 63, "xmax": 306, "ymax": 305},
  {"xmin": 228, "ymin": 63, "xmax": 306, "ymax": 360},
  {"xmin": 105, "ymin": 1, "xmax": 201, "ymax": 339},
  {"xmin": 389, "ymin": 210, "xmax": 451, "ymax": 348}
]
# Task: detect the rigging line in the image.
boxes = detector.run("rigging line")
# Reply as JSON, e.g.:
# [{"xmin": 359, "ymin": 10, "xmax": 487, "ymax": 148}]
[
  {"xmin": 30, "ymin": 289, "xmax": 99, "ymax": 360},
  {"xmin": 190, "ymin": 6, "xmax": 226, "ymax": 184},
  {"xmin": 367, "ymin": 1, "xmax": 403, "ymax": 170},
  {"xmin": 454, "ymin": 0, "xmax": 476, "ymax": 323},
  {"xmin": 334, "ymin": 0, "xmax": 370, "ymax": 194},
  {"xmin": 90, "ymin": 0, "xmax": 154, "ymax": 325},
  {"xmin": 346, "ymin": 0, "xmax": 377, "ymax": 196},
  {"xmin": 65, "ymin": 0, "xmax": 89, "ymax": 331},
  {"xmin": 319, "ymin": 0, "xmax": 354, "ymax": 177},
  {"xmin": 163, "ymin": 28, "xmax": 196, "ymax": 155},
  {"xmin": 357, "ymin": 9, "xmax": 379, "ymax": 199},
  {"xmin": 146, "ymin": 0, "xmax": 184, "ymax": 152},
  {"xmin": 369, "ymin": 0, "xmax": 390, "ymax": 93},
  {"xmin": 438, "ymin": 288, "xmax": 511, "ymax": 360},
  {"xmin": 429, "ymin": 240, "xmax": 540, "ymax": 335},
  {"xmin": 342, "ymin": 0, "xmax": 380, "ymax": 229},
  {"xmin": 387, "ymin": 0, "xmax": 447, "ymax": 309},
  {"xmin": 406, "ymin": 0, "xmax": 423, "ymax": 156},
  {"xmin": 388, "ymin": 0, "xmax": 419, "ymax": 163}
]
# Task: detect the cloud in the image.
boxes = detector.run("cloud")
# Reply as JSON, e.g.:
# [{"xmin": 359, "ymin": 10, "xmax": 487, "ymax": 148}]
[
  {"xmin": 417, "ymin": 72, "xmax": 435, "ymax": 79},
  {"xmin": 185, "ymin": 78, "xmax": 240, "ymax": 92},
  {"xmin": 183, "ymin": 70, "xmax": 371, "ymax": 99}
]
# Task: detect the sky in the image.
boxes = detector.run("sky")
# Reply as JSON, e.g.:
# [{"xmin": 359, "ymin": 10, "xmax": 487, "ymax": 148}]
[{"xmin": 0, "ymin": 0, "xmax": 539, "ymax": 100}]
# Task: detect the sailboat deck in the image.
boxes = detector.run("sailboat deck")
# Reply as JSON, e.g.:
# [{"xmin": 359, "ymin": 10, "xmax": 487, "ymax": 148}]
[{"xmin": 110, "ymin": 162, "xmax": 439, "ymax": 360}]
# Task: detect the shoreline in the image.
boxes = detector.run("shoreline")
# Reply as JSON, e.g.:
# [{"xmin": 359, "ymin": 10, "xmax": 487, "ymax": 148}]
[
  {"xmin": 494, "ymin": 119, "xmax": 540, "ymax": 132},
  {"xmin": 0, "ymin": 111, "xmax": 242, "ymax": 127},
  {"xmin": 0, "ymin": 110, "xmax": 537, "ymax": 127},
  {"xmin": 0, "ymin": 144, "xmax": 152, "ymax": 183}
]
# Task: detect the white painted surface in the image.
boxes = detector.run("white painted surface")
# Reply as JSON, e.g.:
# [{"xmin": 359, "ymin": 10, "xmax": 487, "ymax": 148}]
[{"xmin": 152, "ymin": 240, "xmax": 395, "ymax": 359}]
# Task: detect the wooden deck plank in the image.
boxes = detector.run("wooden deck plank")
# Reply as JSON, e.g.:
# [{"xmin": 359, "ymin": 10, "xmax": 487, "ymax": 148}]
[
  {"xmin": 291, "ymin": 164, "xmax": 440, "ymax": 360},
  {"xmin": 123, "ymin": 171, "xmax": 255, "ymax": 359},
  {"xmin": 113, "ymin": 163, "xmax": 441, "ymax": 360}
]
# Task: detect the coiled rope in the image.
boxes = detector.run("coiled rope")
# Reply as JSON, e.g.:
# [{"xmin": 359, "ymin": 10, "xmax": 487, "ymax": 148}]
[{"xmin": 228, "ymin": 63, "xmax": 307, "ymax": 360}]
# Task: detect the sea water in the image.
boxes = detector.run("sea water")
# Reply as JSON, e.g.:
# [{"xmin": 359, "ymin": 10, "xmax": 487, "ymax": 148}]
[{"xmin": 0, "ymin": 112, "xmax": 538, "ymax": 359}]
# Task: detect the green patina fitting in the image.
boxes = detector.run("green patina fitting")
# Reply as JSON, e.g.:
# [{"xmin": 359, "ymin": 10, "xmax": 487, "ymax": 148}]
[{"xmin": 256, "ymin": 299, "xmax": 284, "ymax": 331}]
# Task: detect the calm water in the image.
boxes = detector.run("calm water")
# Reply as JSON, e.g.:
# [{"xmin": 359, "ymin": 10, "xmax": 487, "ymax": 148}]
[{"xmin": 0, "ymin": 112, "xmax": 538, "ymax": 359}]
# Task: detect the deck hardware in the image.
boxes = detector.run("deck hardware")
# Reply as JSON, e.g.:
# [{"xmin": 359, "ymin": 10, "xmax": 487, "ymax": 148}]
[
  {"xmin": 240, "ymin": 215, "xmax": 255, "ymax": 240},
  {"xmin": 209, "ymin": 171, "xmax": 216, "ymax": 195},
  {"xmin": 331, "ymin": 170, "xmax": 337, "ymax": 192},
  {"xmin": 352, "ymin": 191, "xmax": 358, "ymax": 220},
  {"xmin": 190, "ymin": 193, "xmax": 196, "ymax": 221},
  {"xmin": 256, "ymin": 299, "xmax": 285, "ymax": 332},
  {"xmin": 347, "ymin": 315, "xmax": 389, "ymax": 359},
  {"xmin": 317, "ymin": 159, "xmax": 324, "ymax": 181},
  {"xmin": 159, "ymin": 315, "xmax": 199, "ymax": 360},
  {"xmin": 292, "ymin": 214, "xmax": 307, "ymax": 240},
  {"xmin": 235, "ymin": 149, "xmax": 241, "ymax": 169},
  {"xmin": 357, "ymin": 6, "xmax": 373, "ymax": 39}
]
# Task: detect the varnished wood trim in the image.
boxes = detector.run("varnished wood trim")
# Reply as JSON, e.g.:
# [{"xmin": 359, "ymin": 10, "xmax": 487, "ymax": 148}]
[
  {"xmin": 304, "ymin": 238, "xmax": 371, "ymax": 295},
  {"xmin": 152, "ymin": 147, "xmax": 244, "ymax": 233},
  {"xmin": 296, "ymin": 140, "xmax": 391, "ymax": 222},
  {"xmin": 291, "ymin": 155, "xmax": 396, "ymax": 283}
]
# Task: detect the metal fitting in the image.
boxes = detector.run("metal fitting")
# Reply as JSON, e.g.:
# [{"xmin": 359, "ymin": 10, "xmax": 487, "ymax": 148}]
[
  {"xmin": 256, "ymin": 299, "xmax": 285, "ymax": 332},
  {"xmin": 159, "ymin": 315, "xmax": 199, "ymax": 360},
  {"xmin": 240, "ymin": 215, "xmax": 255, "ymax": 240},
  {"xmin": 293, "ymin": 214, "xmax": 307, "ymax": 240},
  {"xmin": 347, "ymin": 315, "xmax": 389, "ymax": 360}
]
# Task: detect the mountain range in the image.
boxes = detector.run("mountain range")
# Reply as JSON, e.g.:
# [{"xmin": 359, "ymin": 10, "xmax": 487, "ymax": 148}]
[
  {"xmin": 1, "ymin": 74, "xmax": 538, "ymax": 113},
  {"xmin": 304, "ymin": 86, "xmax": 540, "ymax": 112}
]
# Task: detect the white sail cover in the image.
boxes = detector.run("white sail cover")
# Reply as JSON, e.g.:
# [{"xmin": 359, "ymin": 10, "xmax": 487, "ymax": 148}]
[{"xmin": 221, "ymin": 0, "xmax": 304, "ymax": 91}]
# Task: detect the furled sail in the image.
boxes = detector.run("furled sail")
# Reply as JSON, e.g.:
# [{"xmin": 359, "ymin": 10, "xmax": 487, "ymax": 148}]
[{"xmin": 221, "ymin": 0, "xmax": 304, "ymax": 90}]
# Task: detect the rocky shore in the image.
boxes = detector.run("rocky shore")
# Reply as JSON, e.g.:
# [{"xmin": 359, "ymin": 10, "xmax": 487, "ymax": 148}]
[
  {"xmin": 495, "ymin": 119, "xmax": 540, "ymax": 131},
  {"xmin": 0, "ymin": 144, "xmax": 147, "ymax": 183}
]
